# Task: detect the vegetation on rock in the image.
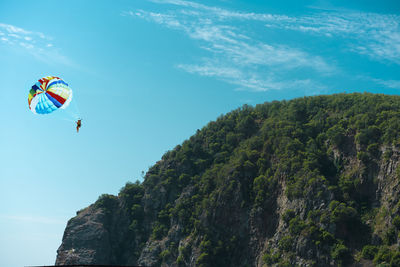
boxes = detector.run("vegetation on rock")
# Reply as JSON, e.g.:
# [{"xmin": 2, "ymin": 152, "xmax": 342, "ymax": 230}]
[{"xmin": 57, "ymin": 93, "xmax": 400, "ymax": 266}]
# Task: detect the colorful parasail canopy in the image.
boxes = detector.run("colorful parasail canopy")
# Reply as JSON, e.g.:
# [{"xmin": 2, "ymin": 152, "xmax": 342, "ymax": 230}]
[{"xmin": 28, "ymin": 76, "xmax": 73, "ymax": 114}]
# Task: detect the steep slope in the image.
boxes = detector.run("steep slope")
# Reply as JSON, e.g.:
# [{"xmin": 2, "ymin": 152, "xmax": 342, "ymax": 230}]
[{"xmin": 56, "ymin": 93, "xmax": 400, "ymax": 266}]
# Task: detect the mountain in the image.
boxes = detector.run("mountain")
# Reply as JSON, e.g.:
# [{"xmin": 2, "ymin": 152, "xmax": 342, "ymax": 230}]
[{"xmin": 56, "ymin": 93, "xmax": 400, "ymax": 266}]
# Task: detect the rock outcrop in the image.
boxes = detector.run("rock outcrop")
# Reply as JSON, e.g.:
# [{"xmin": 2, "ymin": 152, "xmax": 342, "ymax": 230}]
[{"xmin": 56, "ymin": 93, "xmax": 400, "ymax": 266}]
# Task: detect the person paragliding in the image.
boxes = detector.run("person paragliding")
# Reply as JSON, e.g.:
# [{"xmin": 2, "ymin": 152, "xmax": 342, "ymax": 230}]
[
  {"xmin": 76, "ymin": 119, "xmax": 82, "ymax": 133},
  {"xmin": 28, "ymin": 76, "xmax": 81, "ymax": 132}
]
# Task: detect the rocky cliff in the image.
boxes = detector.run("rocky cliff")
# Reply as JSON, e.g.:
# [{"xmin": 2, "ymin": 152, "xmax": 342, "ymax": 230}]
[{"xmin": 56, "ymin": 93, "xmax": 400, "ymax": 266}]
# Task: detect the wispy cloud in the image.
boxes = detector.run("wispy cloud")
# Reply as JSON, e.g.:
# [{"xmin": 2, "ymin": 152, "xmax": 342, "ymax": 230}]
[
  {"xmin": 354, "ymin": 75, "xmax": 400, "ymax": 90},
  {"xmin": 150, "ymin": 1, "xmax": 400, "ymax": 65},
  {"xmin": 0, "ymin": 23, "xmax": 75, "ymax": 67},
  {"xmin": 125, "ymin": 6, "xmax": 334, "ymax": 92},
  {"xmin": 149, "ymin": 0, "xmax": 292, "ymax": 21},
  {"xmin": 266, "ymin": 12, "xmax": 400, "ymax": 64},
  {"xmin": 134, "ymin": 9, "xmax": 331, "ymax": 71},
  {"xmin": 372, "ymin": 78, "xmax": 400, "ymax": 89},
  {"xmin": 125, "ymin": 1, "xmax": 400, "ymax": 92},
  {"xmin": 0, "ymin": 23, "xmax": 52, "ymax": 51},
  {"xmin": 177, "ymin": 61, "xmax": 327, "ymax": 92}
]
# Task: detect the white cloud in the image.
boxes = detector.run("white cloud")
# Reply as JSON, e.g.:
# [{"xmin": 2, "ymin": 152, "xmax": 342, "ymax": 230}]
[
  {"xmin": 373, "ymin": 78, "xmax": 400, "ymax": 89},
  {"xmin": 0, "ymin": 23, "xmax": 31, "ymax": 34},
  {"xmin": 0, "ymin": 23, "xmax": 75, "ymax": 67},
  {"xmin": 0, "ymin": 23, "xmax": 48, "ymax": 43},
  {"xmin": 126, "ymin": 1, "xmax": 399, "ymax": 92},
  {"xmin": 178, "ymin": 61, "xmax": 327, "ymax": 92},
  {"xmin": 149, "ymin": 0, "xmax": 291, "ymax": 22},
  {"xmin": 177, "ymin": 63, "xmax": 242, "ymax": 79},
  {"xmin": 265, "ymin": 12, "xmax": 400, "ymax": 64},
  {"xmin": 134, "ymin": 10, "xmax": 184, "ymax": 29},
  {"xmin": 0, "ymin": 23, "xmax": 39, "ymax": 50},
  {"xmin": 19, "ymin": 42, "xmax": 34, "ymax": 49},
  {"xmin": 127, "ymin": 6, "xmax": 335, "ymax": 92},
  {"xmin": 8, "ymin": 33, "xmax": 21, "ymax": 39},
  {"xmin": 149, "ymin": 1, "xmax": 400, "ymax": 65}
]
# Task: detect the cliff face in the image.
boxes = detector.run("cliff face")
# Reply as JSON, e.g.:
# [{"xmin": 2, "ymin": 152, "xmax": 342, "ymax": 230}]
[{"xmin": 56, "ymin": 93, "xmax": 400, "ymax": 266}]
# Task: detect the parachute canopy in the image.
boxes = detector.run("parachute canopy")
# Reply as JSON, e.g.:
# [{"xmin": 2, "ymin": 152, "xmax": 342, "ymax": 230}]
[{"xmin": 28, "ymin": 76, "xmax": 72, "ymax": 115}]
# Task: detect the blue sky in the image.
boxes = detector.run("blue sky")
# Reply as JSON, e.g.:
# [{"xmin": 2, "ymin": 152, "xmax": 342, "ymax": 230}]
[{"xmin": 0, "ymin": 0, "xmax": 399, "ymax": 266}]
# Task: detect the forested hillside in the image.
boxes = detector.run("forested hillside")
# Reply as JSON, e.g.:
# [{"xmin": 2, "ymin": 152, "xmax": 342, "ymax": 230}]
[{"xmin": 57, "ymin": 93, "xmax": 400, "ymax": 266}]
